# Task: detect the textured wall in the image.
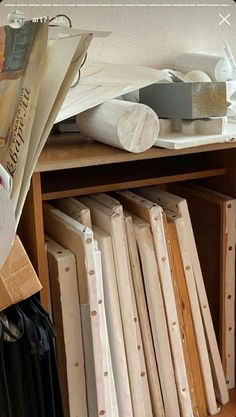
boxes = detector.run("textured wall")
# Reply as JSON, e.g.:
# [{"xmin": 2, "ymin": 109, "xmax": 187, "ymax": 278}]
[{"xmin": 0, "ymin": 0, "xmax": 236, "ymax": 69}]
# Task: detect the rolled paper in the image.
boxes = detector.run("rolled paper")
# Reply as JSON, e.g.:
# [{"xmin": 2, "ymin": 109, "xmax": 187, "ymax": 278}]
[
  {"xmin": 76, "ymin": 99, "xmax": 160, "ymax": 153},
  {"xmin": 173, "ymin": 53, "xmax": 232, "ymax": 82}
]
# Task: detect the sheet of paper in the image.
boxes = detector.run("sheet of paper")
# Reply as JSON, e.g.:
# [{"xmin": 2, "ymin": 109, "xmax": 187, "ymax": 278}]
[
  {"xmin": 155, "ymin": 134, "xmax": 235, "ymax": 149},
  {"xmin": 55, "ymin": 60, "xmax": 170, "ymax": 123}
]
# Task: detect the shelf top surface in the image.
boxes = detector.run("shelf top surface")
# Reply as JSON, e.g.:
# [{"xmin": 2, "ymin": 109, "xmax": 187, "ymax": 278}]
[{"xmin": 35, "ymin": 133, "xmax": 236, "ymax": 173}]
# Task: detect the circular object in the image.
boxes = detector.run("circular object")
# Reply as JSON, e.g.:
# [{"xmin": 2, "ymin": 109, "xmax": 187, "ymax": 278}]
[
  {"xmin": 77, "ymin": 99, "xmax": 160, "ymax": 153},
  {"xmin": 215, "ymin": 58, "xmax": 232, "ymax": 82},
  {"xmin": 184, "ymin": 70, "xmax": 212, "ymax": 82},
  {"xmin": 118, "ymin": 102, "xmax": 160, "ymax": 153},
  {"xmin": 0, "ymin": 185, "xmax": 15, "ymax": 269}
]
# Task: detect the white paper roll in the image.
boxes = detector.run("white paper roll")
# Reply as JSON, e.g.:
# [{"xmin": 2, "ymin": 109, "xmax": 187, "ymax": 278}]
[
  {"xmin": 173, "ymin": 53, "xmax": 232, "ymax": 82},
  {"xmin": 76, "ymin": 99, "xmax": 160, "ymax": 153},
  {"xmin": 0, "ymin": 185, "xmax": 15, "ymax": 268}
]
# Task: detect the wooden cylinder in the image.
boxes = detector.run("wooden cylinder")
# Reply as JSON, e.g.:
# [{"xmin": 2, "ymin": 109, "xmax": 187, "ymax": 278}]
[
  {"xmin": 0, "ymin": 185, "xmax": 15, "ymax": 268},
  {"xmin": 76, "ymin": 99, "xmax": 160, "ymax": 153}
]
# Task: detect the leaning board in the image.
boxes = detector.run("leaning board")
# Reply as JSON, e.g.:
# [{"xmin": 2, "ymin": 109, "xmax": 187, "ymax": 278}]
[
  {"xmin": 133, "ymin": 214, "xmax": 179, "ymax": 417},
  {"xmin": 88, "ymin": 193, "xmax": 153, "ymax": 417},
  {"xmin": 166, "ymin": 213, "xmax": 207, "ymax": 417},
  {"xmin": 124, "ymin": 211, "xmax": 165, "ymax": 417},
  {"xmin": 79, "ymin": 195, "xmax": 151, "ymax": 417},
  {"xmin": 43, "ymin": 203, "xmax": 118, "ymax": 416},
  {"xmin": 43, "ymin": 204, "xmax": 88, "ymax": 417},
  {"xmin": 47, "ymin": 237, "xmax": 83, "ymax": 417},
  {"xmin": 115, "ymin": 190, "xmax": 193, "ymax": 417},
  {"xmin": 169, "ymin": 182, "xmax": 236, "ymax": 389},
  {"xmin": 135, "ymin": 186, "xmax": 228, "ymax": 406},
  {"xmin": 94, "ymin": 226, "xmax": 132, "ymax": 417},
  {"xmin": 54, "ymin": 198, "xmax": 92, "ymax": 228}
]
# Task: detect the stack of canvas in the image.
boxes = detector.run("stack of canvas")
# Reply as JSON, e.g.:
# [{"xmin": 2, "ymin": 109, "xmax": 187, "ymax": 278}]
[
  {"xmin": 43, "ymin": 186, "xmax": 230, "ymax": 417},
  {"xmin": 168, "ymin": 183, "xmax": 236, "ymax": 389}
]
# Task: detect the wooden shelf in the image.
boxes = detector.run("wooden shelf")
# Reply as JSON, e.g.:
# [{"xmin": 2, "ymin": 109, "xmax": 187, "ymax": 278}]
[
  {"xmin": 20, "ymin": 133, "xmax": 236, "ymax": 417},
  {"xmin": 40, "ymin": 153, "xmax": 225, "ymax": 200},
  {"xmin": 217, "ymin": 389, "xmax": 236, "ymax": 416},
  {"xmin": 36, "ymin": 133, "xmax": 236, "ymax": 173}
]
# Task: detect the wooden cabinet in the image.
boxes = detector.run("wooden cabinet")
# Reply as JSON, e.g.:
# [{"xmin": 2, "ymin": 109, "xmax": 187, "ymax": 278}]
[{"xmin": 19, "ymin": 133, "xmax": 236, "ymax": 417}]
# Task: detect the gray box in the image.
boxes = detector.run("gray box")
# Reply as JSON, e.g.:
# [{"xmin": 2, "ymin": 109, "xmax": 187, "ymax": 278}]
[{"xmin": 139, "ymin": 82, "xmax": 226, "ymax": 119}]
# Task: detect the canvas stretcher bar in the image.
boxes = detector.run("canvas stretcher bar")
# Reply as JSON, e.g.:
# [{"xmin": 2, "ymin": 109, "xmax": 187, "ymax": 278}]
[
  {"xmin": 43, "ymin": 203, "xmax": 118, "ymax": 416},
  {"xmin": 124, "ymin": 211, "xmax": 165, "ymax": 417},
  {"xmin": 93, "ymin": 247, "xmax": 119, "ymax": 417},
  {"xmin": 166, "ymin": 213, "xmax": 207, "ymax": 417},
  {"xmin": 115, "ymin": 190, "xmax": 194, "ymax": 417},
  {"xmin": 94, "ymin": 226, "xmax": 132, "ymax": 417},
  {"xmin": 168, "ymin": 183, "xmax": 236, "ymax": 389},
  {"xmin": 79, "ymin": 195, "xmax": 151, "ymax": 417},
  {"xmin": 46, "ymin": 238, "xmax": 84, "ymax": 417},
  {"xmin": 135, "ymin": 186, "xmax": 228, "ymax": 406},
  {"xmin": 88, "ymin": 193, "xmax": 153, "ymax": 416},
  {"xmin": 57, "ymin": 195, "xmax": 132, "ymax": 417},
  {"xmin": 55, "ymin": 198, "xmax": 92, "ymax": 228},
  {"xmin": 133, "ymin": 214, "xmax": 179, "ymax": 417}
]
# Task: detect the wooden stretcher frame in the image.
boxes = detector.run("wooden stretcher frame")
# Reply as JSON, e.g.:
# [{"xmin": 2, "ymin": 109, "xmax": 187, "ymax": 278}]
[
  {"xmin": 54, "ymin": 197, "xmax": 92, "ymax": 228},
  {"xmin": 115, "ymin": 190, "xmax": 194, "ymax": 417},
  {"xmin": 94, "ymin": 247, "xmax": 119, "ymax": 417},
  {"xmin": 124, "ymin": 211, "xmax": 165, "ymax": 417},
  {"xmin": 88, "ymin": 193, "xmax": 153, "ymax": 417},
  {"xmin": 166, "ymin": 217, "xmax": 199, "ymax": 417},
  {"xmin": 135, "ymin": 186, "xmax": 228, "ymax": 406},
  {"xmin": 46, "ymin": 237, "xmax": 85, "ymax": 417},
  {"xmin": 80, "ymin": 194, "xmax": 153, "ymax": 417},
  {"xmin": 80, "ymin": 303, "xmax": 98, "ymax": 417},
  {"xmin": 43, "ymin": 204, "xmax": 88, "ymax": 416},
  {"xmin": 52, "ymin": 198, "xmax": 98, "ymax": 414},
  {"xmin": 169, "ymin": 183, "xmax": 236, "ymax": 389},
  {"xmin": 43, "ymin": 203, "xmax": 118, "ymax": 416},
  {"xmin": 133, "ymin": 214, "xmax": 179, "ymax": 417},
  {"xmin": 79, "ymin": 195, "xmax": 149, "ymax": 417},
  {"xmin": 171, "ymin": 212, "xmax": 213, "ymax": 414},
  {"xmin": 94, "ymin": 226, "xmax": 132, "ymax": 417},
  {"xmin": 166, "ymin": 213, "xmax": 207, "ymax": 417}
]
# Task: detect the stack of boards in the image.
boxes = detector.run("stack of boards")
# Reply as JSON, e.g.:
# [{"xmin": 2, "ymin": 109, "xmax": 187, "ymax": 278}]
[{"xmin": 43, "ymin": 185, "xmax": 233, "ymax": 417}]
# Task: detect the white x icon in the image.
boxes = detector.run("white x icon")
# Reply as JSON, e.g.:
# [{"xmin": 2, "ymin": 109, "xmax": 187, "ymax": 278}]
[{"xmin": 219, "ymin": 13, "xmax": 231, "ymax": 26}]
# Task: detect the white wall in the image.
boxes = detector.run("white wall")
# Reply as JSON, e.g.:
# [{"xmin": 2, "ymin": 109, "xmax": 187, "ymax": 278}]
[{"xmin": 0, "ymin": 0, "xmax": 236, "ymax": 68}]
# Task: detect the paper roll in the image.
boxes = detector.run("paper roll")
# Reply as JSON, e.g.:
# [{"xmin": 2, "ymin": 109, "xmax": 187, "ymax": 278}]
[
  {"xmin": 76, "ymin": 99, "xmax": 160, "ymax": 153},
  {"xmin": 0, "ymin": 185, "xmax": 15, "ymax": 268},
  {"xmin": 173, "ymin": 53, "xmax": 232, "ymax": 82}
]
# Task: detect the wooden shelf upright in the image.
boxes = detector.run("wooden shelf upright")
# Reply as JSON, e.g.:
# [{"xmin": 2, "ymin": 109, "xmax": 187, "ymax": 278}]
[{"xmin": 20, "ymin": 133, "xmax": 236, "ymax": 416}]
